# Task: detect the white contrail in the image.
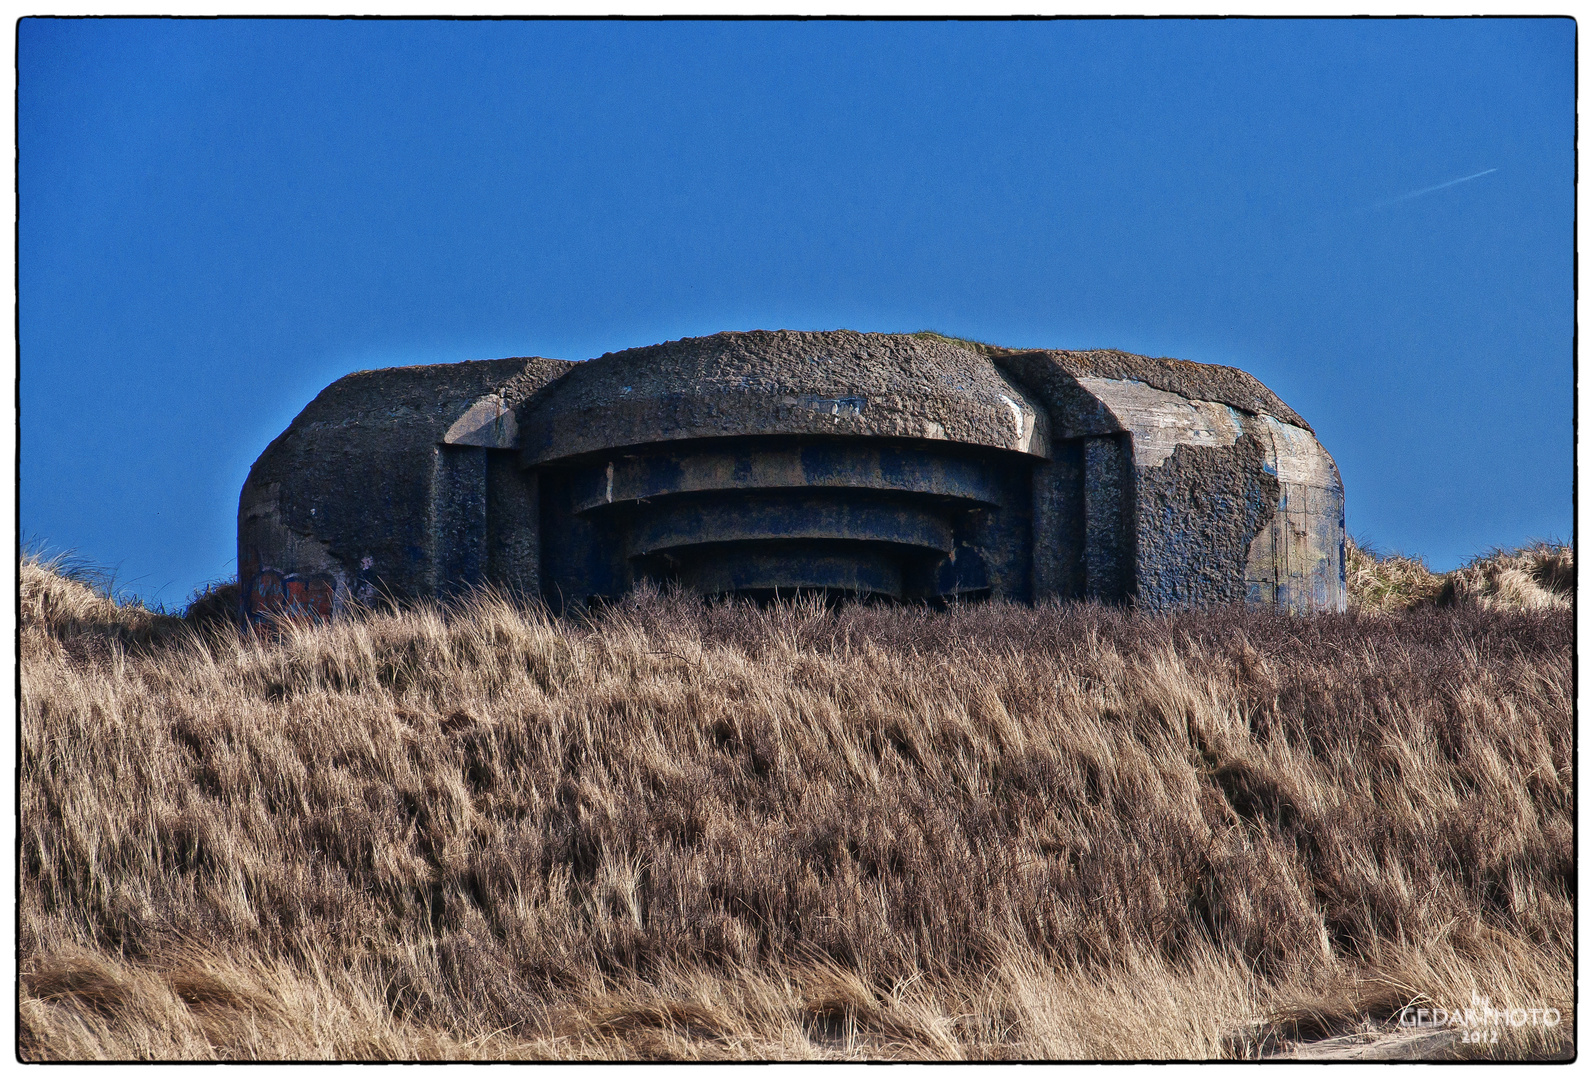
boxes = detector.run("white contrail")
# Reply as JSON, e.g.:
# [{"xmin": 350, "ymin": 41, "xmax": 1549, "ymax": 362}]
[{"xmin": 1374, "ymin": 168, "xmax": 1498, "ymax": 208}]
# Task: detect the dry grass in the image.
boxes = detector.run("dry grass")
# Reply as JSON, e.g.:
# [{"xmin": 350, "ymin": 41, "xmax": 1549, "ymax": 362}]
[
  {"xmin": 20, "ymin": 553, "xmax": 184, "ymax": 647},
  {"xmin": 1436, "ymin": 543, "xmax": 1575, "ymax": 612},
  {"xmin": 19, "ymin": 555, "xmax": 1574, "ymax": 1060},
  {"xmin": 1345, "ymin": 537, "xmax": 1447, "ymax": 612},
  {"xmin": 1347, "ymin": 538, "xmax": 1573, "ymax": 614}
]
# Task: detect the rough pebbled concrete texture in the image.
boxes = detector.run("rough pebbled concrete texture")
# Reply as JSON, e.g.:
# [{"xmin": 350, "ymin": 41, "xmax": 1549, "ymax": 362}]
[
  {"xmin": 1046, "ymin": 349, "xmax": 1311, "ymax": 432},
  {"xmin": 239, "ymin": 357, "xmax": 572, "ymax": 612},
  {"xmin": 518, "ymin": 330, "xmax": 1051, "ymax": 464},
  {"xmin": 239, "ymin": 330, "xmax": 1345, "ymax": 618}
]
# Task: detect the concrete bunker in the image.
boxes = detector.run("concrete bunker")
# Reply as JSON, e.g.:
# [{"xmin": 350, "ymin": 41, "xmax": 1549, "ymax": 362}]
[{"xmin": 239, "ymin": 330, "xmax": 1346, "ymax": 618}]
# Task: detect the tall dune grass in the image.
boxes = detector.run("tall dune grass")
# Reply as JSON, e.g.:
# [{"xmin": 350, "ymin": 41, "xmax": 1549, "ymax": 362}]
[
  {"xmin": 1346, "ymin": 537, "xmax": 1573, "ymax": 613},
  {"xmin": 18, "ymin": 555, "xmax": 1574, "ymax": 1060}
]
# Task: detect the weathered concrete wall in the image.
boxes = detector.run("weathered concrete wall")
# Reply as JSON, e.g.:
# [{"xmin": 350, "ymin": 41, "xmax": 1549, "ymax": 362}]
[
  {"xmin": 1029, "ymin": 442, "xmax": 1086, "ymax": 602},
  {"xmin": 240, "ymin": 331, "xmax": 1345, "ymax": 618},
  {"xmin": 1244, "ymin": 416, "xmax": 1348, "ymax": 613},
  {"xmin": 990, "ymin": 351, "xmax": 1127, "ymax": 440},
  {"xmin": 486, "ymin": 452, "xmax": 539, "ymax": 598},
  {"xmin": 1074, "ymin": 377, "xmax": 1272, "ymax": 608},
  {"xmin": 1083, "ymin": 435, "xmax": 1136, "ymax": 601},
  {"xmin": 432, "ymin": 444, "xmax": 488, "ymax": 598},
  {"xmin": 239, "ymin": 356, "xmax": 571, "ymax": 617},
  {"xmin": 992, "ymin": 351, "xmax": 1344, "ymax": 611},
  {"xmin": 1134, "ymin": 435, "xmax": 1280, "ymax": 609}
]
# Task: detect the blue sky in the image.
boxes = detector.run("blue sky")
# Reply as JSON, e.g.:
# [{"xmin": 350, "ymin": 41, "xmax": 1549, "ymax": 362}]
[{"xmin": 20, "ymin": 17, "xmax": 1574, "ymax": 607}]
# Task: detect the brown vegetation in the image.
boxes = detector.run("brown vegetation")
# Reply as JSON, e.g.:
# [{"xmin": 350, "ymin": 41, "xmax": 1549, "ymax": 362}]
[
  {"xmin": 18, "ymin": 553, "xmax": 1574, "ymax": 1060},
  {"xmin": 1346, "ymin": 537, "xmax": 1572, "ymax": 613},
  {"xmin": 1436, "ymin": 543, "xmax": 1575, "ymax": 612}
]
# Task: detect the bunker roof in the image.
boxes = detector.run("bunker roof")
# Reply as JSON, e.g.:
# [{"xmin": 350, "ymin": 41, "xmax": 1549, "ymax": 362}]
[
  {"xmin": 517, "ymin": 329, "xmax": 1053, "ymax": 464},
  {"xmin": 516, "ymin": 330, "xmax": 1312, "ymax": 469},
  {"xmin": 1029, "ymin": 348, "xmax": 1310, "ymax": 432}
]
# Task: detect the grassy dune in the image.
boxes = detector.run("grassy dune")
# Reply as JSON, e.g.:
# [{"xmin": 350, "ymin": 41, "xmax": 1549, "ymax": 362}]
[
  {"xmin": 18, "ymin": 550, "xmax": 1574, "ymax": 1060},
  {"xmin": 1345, "ymin": 537, "xmax": 1573, "ymax": 614}
]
